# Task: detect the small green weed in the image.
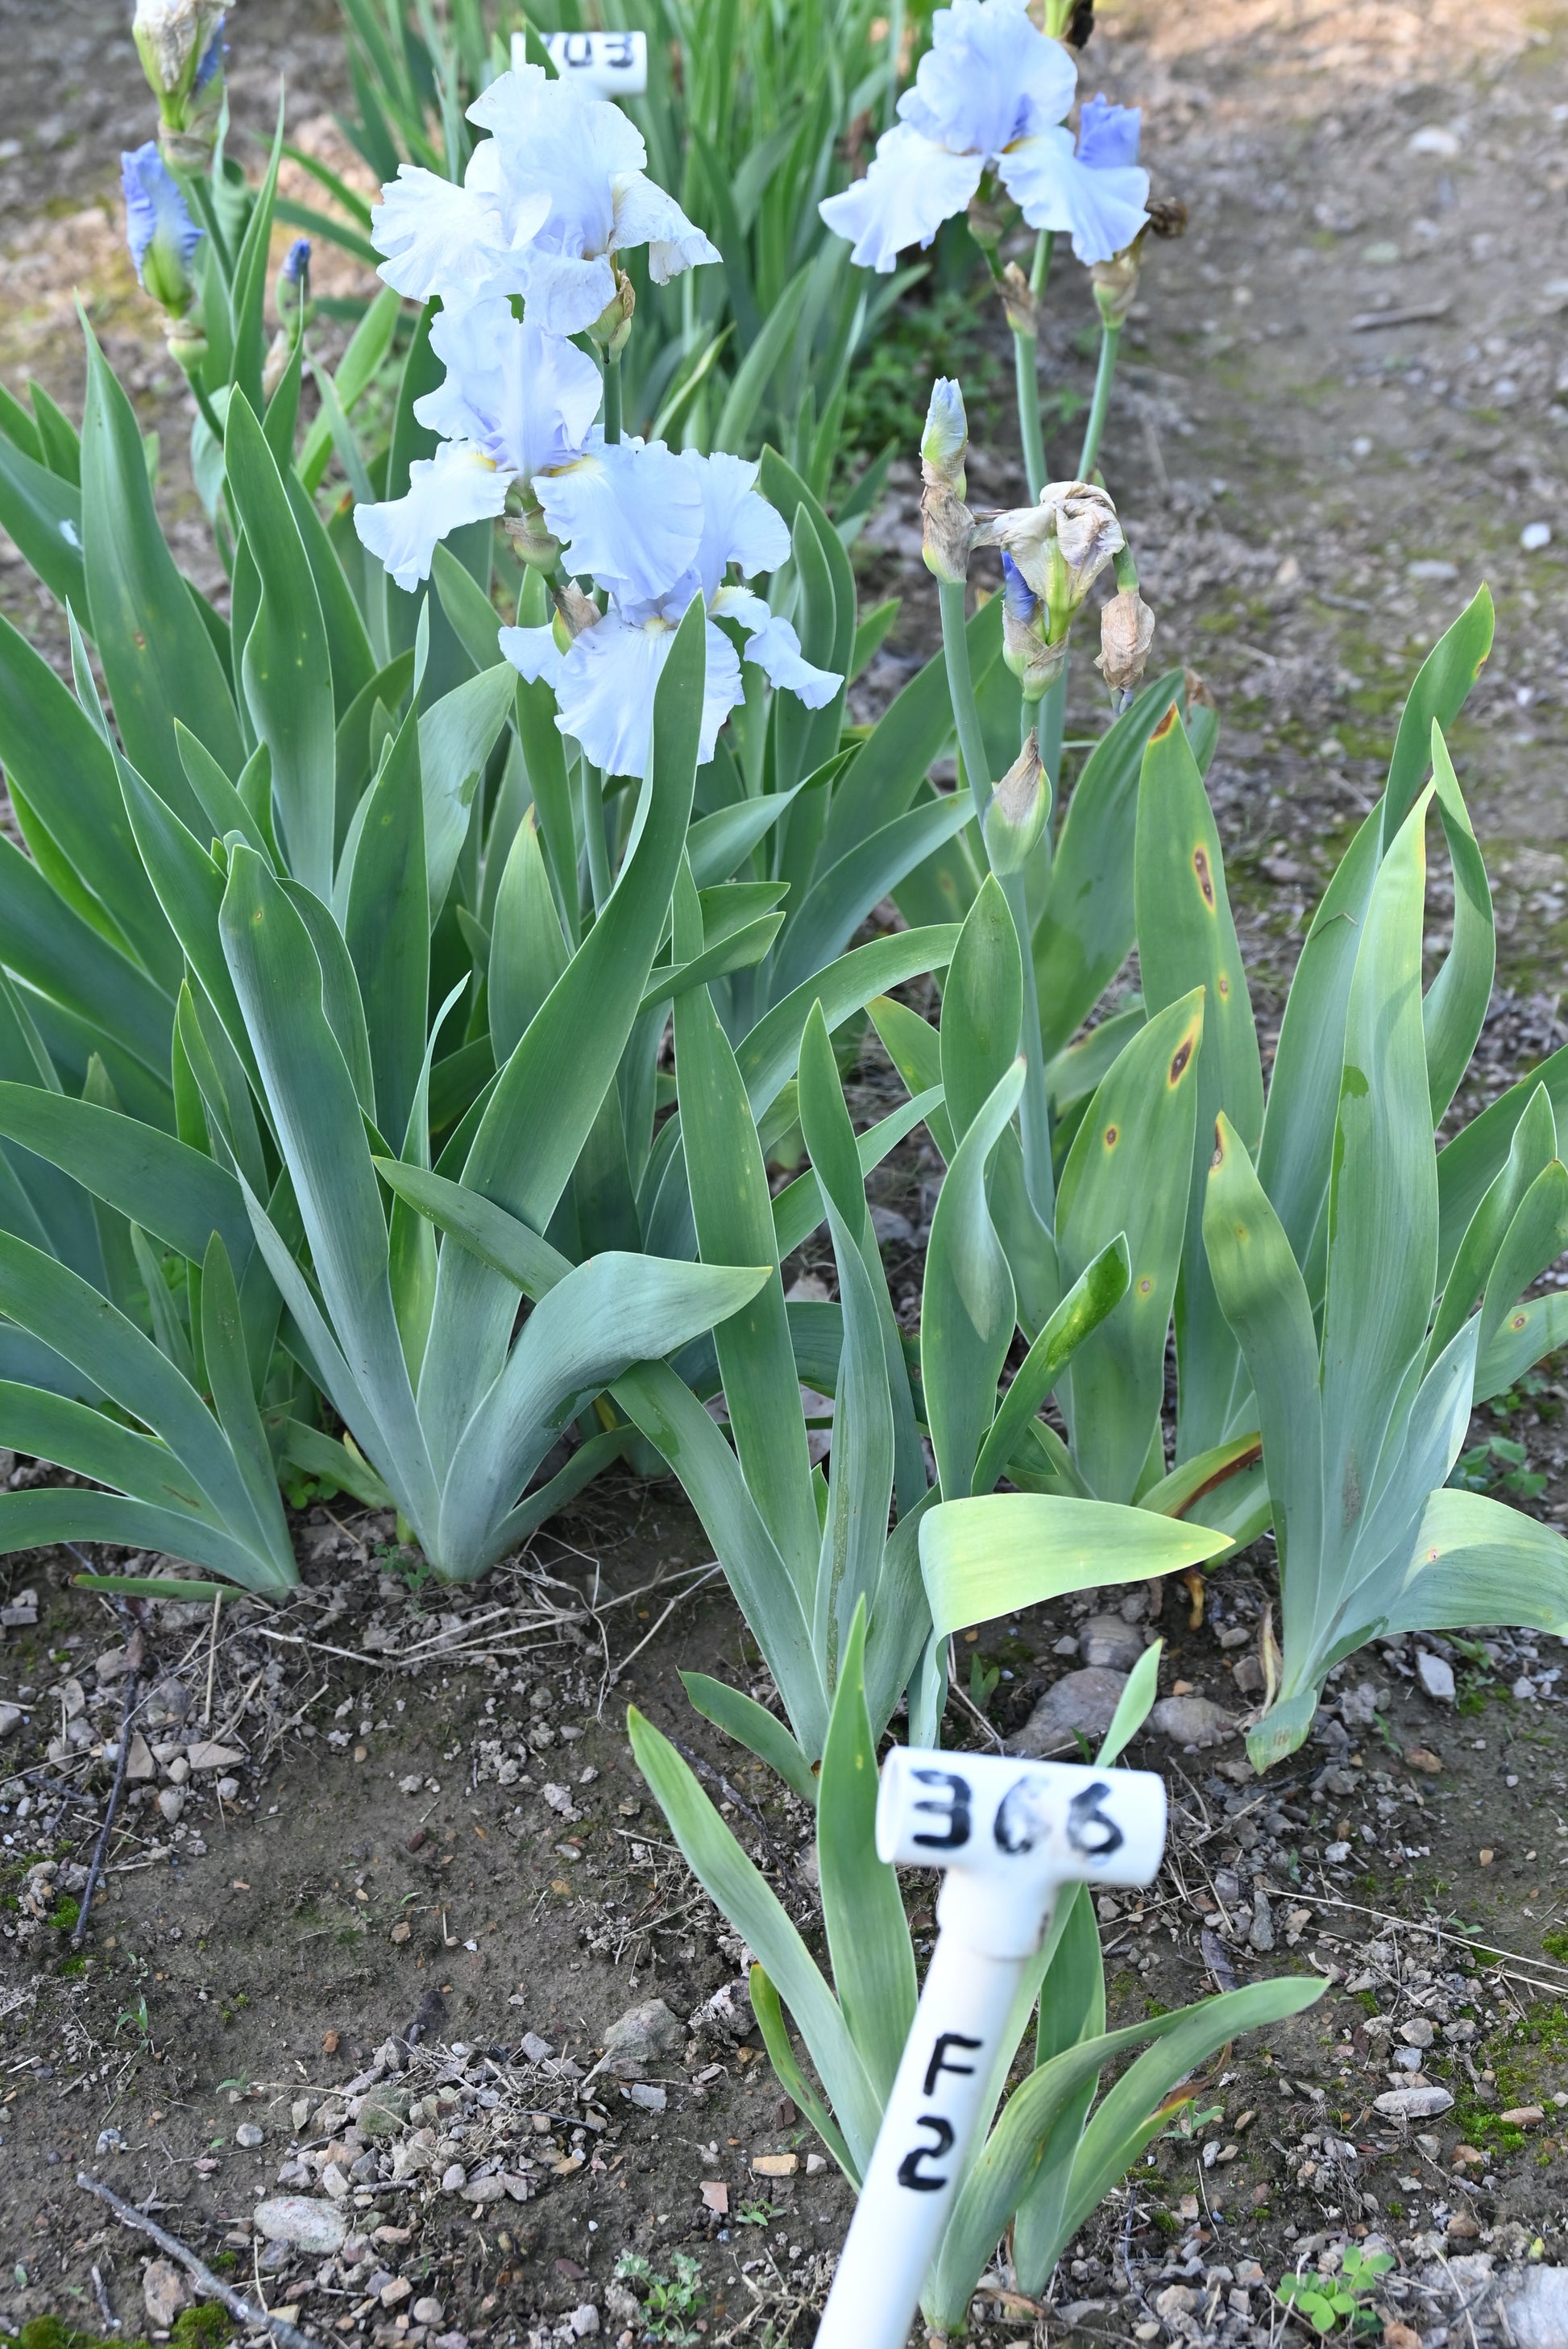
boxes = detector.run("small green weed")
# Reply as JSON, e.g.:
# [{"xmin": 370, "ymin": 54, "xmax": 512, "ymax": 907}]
[
  {"xmin": 1276, "ymin": 2243, "xmax": 1393, "ymax": 2334},
  {"xmin": 1451, "ymin": 1433, "xmax": 1545, "ymax": 1504},
  {"xmin": 613, "ymin": 2251, "xmax": 705, "ymax": 2346}
]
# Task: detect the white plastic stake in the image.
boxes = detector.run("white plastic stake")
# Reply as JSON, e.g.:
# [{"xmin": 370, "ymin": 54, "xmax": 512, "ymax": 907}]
[
  {"xmin": 510, "ymin": 28, "xmax": 649, "ymax": 97},
  {"xmin": 813, "ymin": 1748, "xmax": 1168, "ymax": 2349}
]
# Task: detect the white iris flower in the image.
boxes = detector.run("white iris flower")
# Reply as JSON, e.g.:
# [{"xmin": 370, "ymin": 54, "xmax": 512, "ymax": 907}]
[
  {"xmin": 354, "ymin": 302, "xmax": 603, "ymax": 592},
  {"xmin": 500, "ymin": 449, "xmax": 840, "ymax": 778},
  {"xmin": 370, "ymin": 64, "xmax": 719, "ymax": 331},
  {"xmin": 818, "ymin": 0, "xmax": 1148, "ymax": 271}
]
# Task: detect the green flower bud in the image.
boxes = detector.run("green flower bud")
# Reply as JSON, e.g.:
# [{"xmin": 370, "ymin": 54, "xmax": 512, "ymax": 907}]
[{"xmin": 983, "ymin": 732, "xmax": 1052, "ymax": 876}]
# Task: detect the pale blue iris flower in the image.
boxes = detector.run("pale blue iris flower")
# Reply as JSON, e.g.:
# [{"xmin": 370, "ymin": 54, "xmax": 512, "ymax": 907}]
[
  {"xmin": 819, "ymin": 0, "xmax": 1147, "ymax": 270},
  {"xmin": 499, "ymin": 449, "xmax": 840, "ymax": 778},
  {"xmin": 371, "ymin": 64, "xmax": 717, "ymax": 331},
  {"xmin": 121, "ymin": 141, "xmax": 205, "ymax": 311},
  {"xmin": 354, "ymin": 301, "xmax": 603, "ymax": 592}
]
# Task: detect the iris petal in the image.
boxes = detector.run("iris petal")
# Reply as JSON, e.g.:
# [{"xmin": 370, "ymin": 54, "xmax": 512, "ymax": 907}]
[
  {"xmin": 819, "ymin": 124, "xmax": 983, "ymax": 272},
  {"xmin": 997, "ymin": 129, "xmax": 1149, "ymax": 263},
  {"xmin": 354, "ymin": 443, "xmax": 508, "ymax": 594}
]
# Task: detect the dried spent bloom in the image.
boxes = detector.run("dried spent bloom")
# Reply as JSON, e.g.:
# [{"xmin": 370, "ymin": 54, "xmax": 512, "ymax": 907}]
[
  {"xmin": 983, "ymin": 729, "xmax": 1052, "ymax": 875},
  {"xmin": 132, "ymin": 0, "xmax": 226, "ymax": 93},
  {"xmin": 1095, "ymin": 587, "xmax": 1156, "ymax": 693},
  {"xmin": 132, "ymin": 0, "xmax": 228, "ymax": 164},
  {"xmin": 975, "ymin": 479, "xmax": 1123, "ymax": 637}
]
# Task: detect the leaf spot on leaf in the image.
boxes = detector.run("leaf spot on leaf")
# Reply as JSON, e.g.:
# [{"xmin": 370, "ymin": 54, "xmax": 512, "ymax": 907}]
[
  {"xmin": 1151, "ymin": 701, "xmax": 1180, "ymax": 742},
  {"xmin": 1168, "ymin": 1038, "xmax": 1194, "ymax": 1085},
  {"xmin": 1193, "ymin": 845, "xmax": 1216, "ymax": 910},
  {"xmin": 1103, "ymin": 1123, "xmax": 1118, "ymax": 1148},
  {"xmin": 1138, "ymin": 1276, "xmax": 1152, "ymax": 1297}
]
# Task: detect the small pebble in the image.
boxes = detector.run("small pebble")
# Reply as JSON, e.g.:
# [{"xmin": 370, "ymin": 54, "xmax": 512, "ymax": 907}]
[{"xmin": 236, "ymin": 2122, "xmax": 263, "ymax": 2148}]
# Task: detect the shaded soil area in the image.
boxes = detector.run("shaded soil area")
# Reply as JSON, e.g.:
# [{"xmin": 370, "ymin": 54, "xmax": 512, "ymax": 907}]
[{"xmin": 3, "ymin": 1, "xmax": 1568, "ymax": 2345}]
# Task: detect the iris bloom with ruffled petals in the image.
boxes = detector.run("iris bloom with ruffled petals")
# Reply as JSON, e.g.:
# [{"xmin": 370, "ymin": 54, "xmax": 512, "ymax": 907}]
[
  {"xmin": 371, "ymin": 64, "xmax": 718, "ymax": 331},
  {"xmin": 354, "ymin": 302, "xmax": 603, "ymax": 592},
  {"xmin": 818, "ymin": 0, "xmax": 1147, "ymax": 271},
  {"xmin": 499, "ymin": 449, "xmax": 840, "ymax": 778}
]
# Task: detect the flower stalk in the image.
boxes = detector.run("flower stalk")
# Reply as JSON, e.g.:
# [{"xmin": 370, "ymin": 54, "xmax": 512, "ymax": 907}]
[{"xmin": 935, "ymin": 575, "xmax": 1054, "ymax": 1218}]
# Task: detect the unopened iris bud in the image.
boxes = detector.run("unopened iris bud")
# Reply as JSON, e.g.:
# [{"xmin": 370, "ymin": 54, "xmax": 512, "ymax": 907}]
[
  {"xmin": 1095, "ymin": 586, "xmax": 1156, "ymax": 694},
  {"xmin": 997, "ymin": 260, "xmax": 1038, "ymax": 338},
  {"xmin": 921, "ymin": 378, "xmax": 968, "ymax": 496},
  {"xmin": 589, "ymin": 270, "xmax": 636, "ymax": 359},
  {"xmin": 1091, "ymin": 195, "xmax": 1185, "ymax": 330},
  {"xmin": 983, "ymin": 731, "xmax": 1052, "ymax": 875},
  {"xmin": 920, "ymin": 376, "xmax": 974, "ymax": 585},
  {"xmin": 503, "ymin": 485, "xmax": 563, "ymax": 572},
  {"xmin": 122, "ymin": 142, "xmax": 205, "ymax": 317},
  {"xmin": 276, "ymin": 237, "xmax": 312, "ymax": 324}
]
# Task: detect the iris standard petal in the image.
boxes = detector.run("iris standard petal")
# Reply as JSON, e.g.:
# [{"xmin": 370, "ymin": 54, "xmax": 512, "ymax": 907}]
[
  {"xmin": 469, "ymin": 66, "xmax": 639, "ymax": 264},
  {"xmin": 417, "ymin": 301, "xmax": 603, "ymax": 479},
  {"xmin": 1076, "ymin": 93, "xmax": 1143, "ymax": 172},
  {"xmin": 355, "ymin": 443, "xmax": 509, "ymax": 594},
  {"xmin": 535, "ymin": 438, "xmax": 705, "ymax": 607},
  {"xmin": 819, "ymin": 123, "xmax": 983, "ymax": 272},
  {"xmin": 371, "ymin": 164, "xmax": 542, "ymax": 301},
  {"xmin": 514, "ymin": 246, "xmax": 620, "ymax": 338},
  {"xmin": 682, "ymin": 450, "xmax": 790, "ymax": 601},
  {"xmin": 997, "ymin": 130, "xmax": 1149, "ymax": 263},
  {"xmin": 899, "ymin": 0, "xmax": 1076, "ymax": 157}
]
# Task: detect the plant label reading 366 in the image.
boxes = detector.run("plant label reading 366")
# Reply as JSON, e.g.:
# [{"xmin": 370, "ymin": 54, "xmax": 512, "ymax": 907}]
[
  {"xmin": 511, "ymin": 31, "xmax": 649, "ymax": 96},
  {"xmin": 811, "ymin": 1749, "xmax": 1166, "ymax": 2349}
]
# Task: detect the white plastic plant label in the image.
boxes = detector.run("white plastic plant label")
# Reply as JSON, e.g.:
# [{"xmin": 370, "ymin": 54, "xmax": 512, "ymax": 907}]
[
  {"xmin": 510, "ymin": 29, "xmax": 649, "ymax": 97},
  {"xmin": 814, "ymin": 1750, "xmax": 1167, "ymax": 2349}
]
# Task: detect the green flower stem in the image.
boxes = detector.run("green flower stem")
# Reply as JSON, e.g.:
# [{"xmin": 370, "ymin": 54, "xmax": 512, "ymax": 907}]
[
  {"xmin": 1013, "ymin": 331, "xmax": 1045, "ymax": 504},
  {"xmin": 883, "ymin": 0, "xmax": 906, "ymax": 130},
  {"xmin": 604, "ymin": 352, "xmax": 622, "ymax": 446},
  {"xmin": 939, "ymin": 579, "xmax": 1054, "ymax": 1218},
  {"xmin": 1010, "ymin": 230, "xmax": 1054, "ymax": 502},
  {"xmin": 1076, "ymin": 320, "xmax": 1121, "ymax": 481},
  {"xmin": 187, "ymin": 371, "xmax": 226, "ymax": 448},
  {"xmin": 581, "ymin": 759, "xmax": 612, "ymax": 912},
  {"xmin": 1037, "ymin": 665, "xmax": 1066, "ymax": 794}
]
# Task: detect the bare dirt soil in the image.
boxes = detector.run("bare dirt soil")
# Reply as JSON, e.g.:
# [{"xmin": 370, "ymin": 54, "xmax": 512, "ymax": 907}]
[{"xmin": 5, "ymin": 2, "xmax": 1568, "ymax": 2347}]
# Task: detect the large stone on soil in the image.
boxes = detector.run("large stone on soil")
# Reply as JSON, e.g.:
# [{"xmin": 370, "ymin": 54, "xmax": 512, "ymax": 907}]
[
  {"xmin": 1080, "ymin": 1616, "xmax": 1151, "ymax": 1672},
  {"xmin": 142, "ymin": 2260, "xmax": 190, "ymax": 2326},
  {"xmin": 1500, "ymin": 2265, "xmax": 1568, "ymax": 2349},
  {"xmin": 1416, "ymin": 1650, "xmax": 1456, "ymax": 1702},
  {"xmin": 252, "ymin": 2196, "xmax": 350, "ymax": 2253},
  {"xmin": 1373, "ymin": 2085, "xmax": 1454, "ymax": 2120},
  {"xmin": 1011, "ymin": 1668, "xmax": 1129, "ymax": 1756},
  {"xmin": 1150, "ymin": 1695, "xmax": 1238, "ymax": 1747},
  {"xmin": 591, "ymin": 1996, "xmax": 685, "ymax": 2079}
]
